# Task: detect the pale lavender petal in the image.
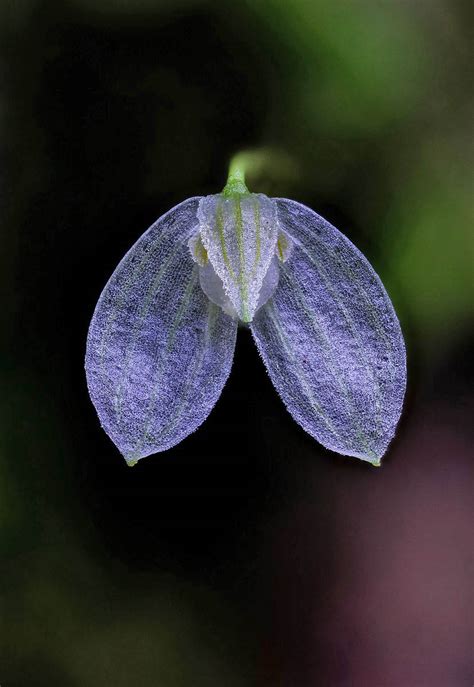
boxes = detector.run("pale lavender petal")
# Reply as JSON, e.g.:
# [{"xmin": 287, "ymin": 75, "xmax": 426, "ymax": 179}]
[
  {"xmin": 251, "ymin": 198, "xmax": 406, "ymax": 465},
  {"xmin": 85, "ymin": 198, "xmax": 237, "ymax": 464},
  {"xmin": 197, "ymin": 194, "xmax": 279, "ymax": 322}
]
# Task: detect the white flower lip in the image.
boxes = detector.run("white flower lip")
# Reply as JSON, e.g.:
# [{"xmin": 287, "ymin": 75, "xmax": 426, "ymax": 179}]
[{"xmin": 196, "ymin": 193, "xmax": 284, "ymax": 323}]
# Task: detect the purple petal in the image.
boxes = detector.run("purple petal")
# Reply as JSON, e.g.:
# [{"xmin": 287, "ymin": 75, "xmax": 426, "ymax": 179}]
[
  {"xmin": 85, "ymin": 198, "xmax": 237, "ymax": 464},
  {"xmin": 251, "ymin": 198, "xmax": 406, "ymax": 465}
]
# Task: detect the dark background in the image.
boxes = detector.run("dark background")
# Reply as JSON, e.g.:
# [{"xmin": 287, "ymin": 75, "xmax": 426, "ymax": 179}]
[{"xmin": 1, "ymin": 1, "xmax": 472, "ymax": 685}]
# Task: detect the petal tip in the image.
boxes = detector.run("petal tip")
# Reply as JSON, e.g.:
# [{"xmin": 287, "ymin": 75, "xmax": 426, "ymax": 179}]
[
  {"xmin": 362, "ymin": 447, "xmax": 383, "ymax": 467},
  {"xmin": 124, "ymin": 455, "xmax": 139, "ymax": 467}
]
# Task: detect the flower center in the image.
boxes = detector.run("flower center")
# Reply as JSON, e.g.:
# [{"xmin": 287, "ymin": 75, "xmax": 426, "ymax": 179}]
[{"xmin": 189, "ymin": 194, "xmax": 293, "ymax": 322}]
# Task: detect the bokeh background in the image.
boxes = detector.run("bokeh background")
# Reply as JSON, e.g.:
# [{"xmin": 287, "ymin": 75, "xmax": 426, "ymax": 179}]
[{"xmin": 1, "ymin": 1, "xmax": 472, "ymax": 685}]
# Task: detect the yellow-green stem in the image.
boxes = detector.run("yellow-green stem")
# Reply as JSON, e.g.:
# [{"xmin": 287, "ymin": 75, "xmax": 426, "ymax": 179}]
[{"xmin": 221, "ymin": 152, "xmax": 253, "ymax": 196}]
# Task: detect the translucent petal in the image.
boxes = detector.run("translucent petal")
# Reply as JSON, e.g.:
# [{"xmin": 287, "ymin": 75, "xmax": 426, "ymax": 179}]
[
  {"xmin": 251, "ymin": 199, "xmax": 406, "ymax": 465},
  {"xmin": 197, "ymin": 193, "xmax": 279, "ymax": 322},
  {"xmin": 198, "ymin": 260, "xmax": 237, "ymax": 318},
  {"xmin": 256, "ymin": 257, "xmax": 280, "ymax": 311},
  {"xmin": 85, "ymin": 198, "xmax": 237, "ymax": 464},
  {"xmin": 198, "ymin": 255, "xmax": 281, "ymax": 320}
]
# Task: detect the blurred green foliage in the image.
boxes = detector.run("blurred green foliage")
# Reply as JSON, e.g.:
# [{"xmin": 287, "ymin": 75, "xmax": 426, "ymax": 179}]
[
  {"xmin": 252, "ymin": 0, "xmax": 430, "ymax": 134},
  {"xmin": 385, "ymin": 133, "xmax": 473, "ymax": 343}
]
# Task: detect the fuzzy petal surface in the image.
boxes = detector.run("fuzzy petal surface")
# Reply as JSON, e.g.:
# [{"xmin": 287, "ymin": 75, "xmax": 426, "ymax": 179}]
[
  {"xmin": 85, "ymin": 198, "xmax": 237, "ymax": 464},
  {"xmin": 251, "ymin": 198, "xmax": 406, "ymax": 464},
  {"xmin": 197, "ymin": 194, "xmax": 279, "ymax": 322}
]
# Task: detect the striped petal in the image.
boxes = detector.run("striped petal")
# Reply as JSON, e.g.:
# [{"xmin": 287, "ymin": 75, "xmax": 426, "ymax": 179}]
[
  {"xmin": 197, "ymin": 193, "xmax": 279, "ymax": 322},
  {"xmin": 251, "ymin": 198, "xmax": 406, "ymax": 465},
  {"xmin": 85, "ymin": 198, "xmax": 237, "ymax": 464}
]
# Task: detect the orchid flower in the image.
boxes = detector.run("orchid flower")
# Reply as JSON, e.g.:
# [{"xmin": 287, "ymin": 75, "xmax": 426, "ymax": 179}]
[{"xmin": 85, "ymin": 156, "xmax": 406, "ymax": 467}]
